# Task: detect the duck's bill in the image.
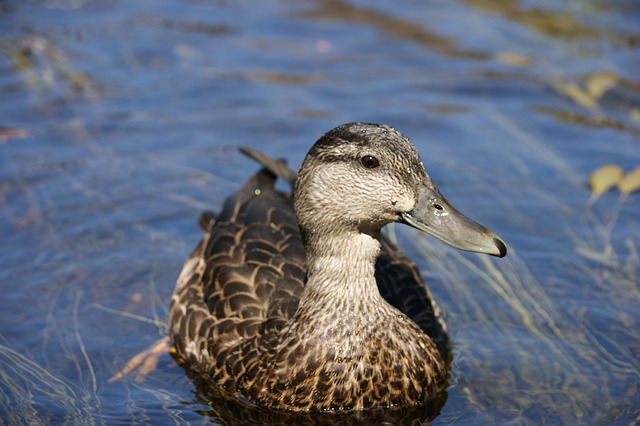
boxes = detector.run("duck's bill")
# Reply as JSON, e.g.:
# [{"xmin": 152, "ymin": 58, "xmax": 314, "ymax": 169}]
[{"xmin": 400, "ymin": 185, "xmax": 507, "ymax": 258}]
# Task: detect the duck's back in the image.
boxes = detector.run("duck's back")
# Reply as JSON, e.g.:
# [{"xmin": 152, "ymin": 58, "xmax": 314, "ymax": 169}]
[{"xmin": 168, "ymin": 151, "xmax": 449, "ymax": 400}]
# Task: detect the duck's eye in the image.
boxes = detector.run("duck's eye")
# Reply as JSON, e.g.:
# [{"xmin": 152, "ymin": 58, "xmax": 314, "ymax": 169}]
[
  {"xmin": 434, "ymin": 204, "xmax": 444, "ymax": 211},
  {"xmin": 360, "ymin": 155, "xmax": 380, "ymax": 169}
]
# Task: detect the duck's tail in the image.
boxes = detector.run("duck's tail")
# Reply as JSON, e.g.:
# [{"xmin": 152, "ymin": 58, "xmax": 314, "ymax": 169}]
[
  {"xmin": 201, "ymin": 147, "xmax": 298, "ymax": 229},
  {"xmin": 239, "ymin": 147, "xmax": 297, "ymax": 189}
]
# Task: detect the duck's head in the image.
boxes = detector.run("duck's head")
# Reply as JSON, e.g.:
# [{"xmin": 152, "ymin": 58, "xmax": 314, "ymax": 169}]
[{"xmin": 294, "ymin": 122, "xmax": 506, "ymax": 257}]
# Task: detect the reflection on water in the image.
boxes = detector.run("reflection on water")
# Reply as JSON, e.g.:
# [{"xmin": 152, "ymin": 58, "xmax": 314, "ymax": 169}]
[
  {"xmin": 463, "ymin": 0, "xmax": 600, "ymax": 38},
  {"xmin": 0, "ymin": 0, "xmax": 638, "ymax": 424},
  {"xmin": 295, "ymin": 0, "xmax": 489, "ymax": 59},
  {"xmin": 187, "ymin": 371, "xmax": 448, "ymax": 425}
]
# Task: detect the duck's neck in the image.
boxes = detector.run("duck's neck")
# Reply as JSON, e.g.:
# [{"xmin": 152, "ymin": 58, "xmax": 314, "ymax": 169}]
[{"xmin": 301, "ymin": 230, "xmax": 383, "ymax": 304}]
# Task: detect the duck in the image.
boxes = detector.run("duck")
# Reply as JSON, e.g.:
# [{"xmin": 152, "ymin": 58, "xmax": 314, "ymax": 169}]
[{"xmin": 168, "ymin": 122, "xmax": 506, "ymax": 412}]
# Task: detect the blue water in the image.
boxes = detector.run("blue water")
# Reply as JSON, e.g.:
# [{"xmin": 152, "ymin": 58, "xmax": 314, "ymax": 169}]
[{"xmin": 1, "ymin": 0, "xmax": 638, "ymax": 424}]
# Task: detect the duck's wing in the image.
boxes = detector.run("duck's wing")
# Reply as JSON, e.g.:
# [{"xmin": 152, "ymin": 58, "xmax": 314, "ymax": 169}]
[
  {"xmin": 168, "ymin": 154, "xmax": 306, "ymax": 369},
  {"xmin": 376, "ymin": 235, "xmax": 450, "ymax": 358}
]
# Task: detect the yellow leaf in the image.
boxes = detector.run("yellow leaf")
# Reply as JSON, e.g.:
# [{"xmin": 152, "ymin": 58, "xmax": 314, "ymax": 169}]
[
  {"xmin": 494, "ymin": 51, "xmax": 533, "ymax": 67},
  {"xmin": 618, "ymin": 167, "xmax": 640, "ymax": 194},
  {"xmin": 585, "ymin": 71, "xmax": 618, "ymax": 99},
  {"xmin": 552, "ymin": 80, "xmax": 599, "ymax": 110},
  {"xmin": 588, "ymin": 164, "xmax": 623, "ymax": 194}
]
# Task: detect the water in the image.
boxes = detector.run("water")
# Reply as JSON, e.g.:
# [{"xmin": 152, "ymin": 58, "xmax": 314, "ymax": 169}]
[{"xmin": 1, "ymin": 0, "xmax": 638, "ymax": 424}]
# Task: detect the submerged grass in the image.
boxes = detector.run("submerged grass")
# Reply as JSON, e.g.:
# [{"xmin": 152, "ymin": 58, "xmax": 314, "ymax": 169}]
[
  {"xmin": 409, "ymin": 223, "xmax": 637, "ymax": 423},
  {"xmin": 404, "ymin": 112, "xmax": 639, "ymax": 424},
  {"xmin": 0, "ymin": 275, "xmax": 191, "ymax": 424},
  {"xmin": 0, "ymin": 338, "xmax": 94, "ymax": 425}
]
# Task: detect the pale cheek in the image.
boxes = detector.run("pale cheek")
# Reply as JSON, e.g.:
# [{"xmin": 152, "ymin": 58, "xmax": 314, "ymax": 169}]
[{"xmin": 392, "ymin": 194, "xmax": 415, "ymax": 213}]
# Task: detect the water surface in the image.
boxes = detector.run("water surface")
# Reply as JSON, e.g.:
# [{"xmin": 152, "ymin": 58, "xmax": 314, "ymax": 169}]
[{"xmin": 1, "ymin": 0, "xmax": 638, "ymax": 424}]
